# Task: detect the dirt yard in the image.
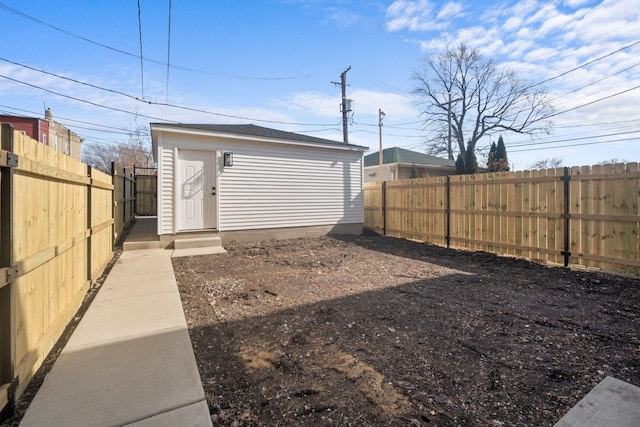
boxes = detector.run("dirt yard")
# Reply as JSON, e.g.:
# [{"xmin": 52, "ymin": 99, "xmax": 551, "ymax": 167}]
[{"xmin": 172, "ymin": 235, "xmax": 640, "ymax": 427}]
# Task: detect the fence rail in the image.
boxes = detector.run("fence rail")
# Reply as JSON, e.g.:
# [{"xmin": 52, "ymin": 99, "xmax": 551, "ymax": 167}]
[
  {"xmin": 0, "ymin": 126, "xmax": 134, "ymax": 417},
  {"xmin": 364, "ymin": 163, "xmax": 640, "ymax": 275}
]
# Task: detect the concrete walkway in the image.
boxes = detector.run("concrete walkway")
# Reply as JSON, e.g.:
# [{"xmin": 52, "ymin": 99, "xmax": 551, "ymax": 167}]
[
  {"xmin": 554, "ymin": 376, "xmax": 640, "ymax": 427},
  {"xmin": 19, "ymin": 222, "xmax": 213, "ymax": 426}
]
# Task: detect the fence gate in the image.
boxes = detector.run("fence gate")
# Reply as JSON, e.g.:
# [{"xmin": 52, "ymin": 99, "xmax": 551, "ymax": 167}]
[{"xmin": 134, "ymin": 166, "xmax": 157, "ymax": 216}]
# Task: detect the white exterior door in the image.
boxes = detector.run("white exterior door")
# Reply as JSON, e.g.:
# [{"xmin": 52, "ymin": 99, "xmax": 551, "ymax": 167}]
[{"xmin": 177, "ymin": 149, "xmax": 216, "ymax": 231}]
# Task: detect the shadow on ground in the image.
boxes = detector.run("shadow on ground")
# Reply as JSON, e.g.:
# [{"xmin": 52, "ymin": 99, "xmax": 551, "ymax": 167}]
[{"xmin": 173, "ymin": 235, "xmax": 640, "ymax": 426}]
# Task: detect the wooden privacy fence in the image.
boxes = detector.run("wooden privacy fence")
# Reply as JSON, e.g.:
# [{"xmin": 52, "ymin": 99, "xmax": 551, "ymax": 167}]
[
  {"xmin": 113, "ymin": 163, "xmax": 136, "ymax": 240},
  {"xmin": 364, "ymin": 163, "xmax": 640, "ymax": 275},
  {"xmin": 133, "ymin": 166, "xmax": 157, "ymax": 216},
  {"xmin": 0, "ymin": 126, "xmax": 134, "ymax": 416}
]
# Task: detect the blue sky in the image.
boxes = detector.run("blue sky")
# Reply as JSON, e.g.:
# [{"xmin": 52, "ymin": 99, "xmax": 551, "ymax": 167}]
[{"xmin": 0, "ymin": 0, "xmax": 638, "ymax": 169}]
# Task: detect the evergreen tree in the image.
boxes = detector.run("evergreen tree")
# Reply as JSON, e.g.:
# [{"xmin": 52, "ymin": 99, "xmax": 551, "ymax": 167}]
[
  {"xmin": 455, "ymin": 153, "xmax": 465, "ymax": 174},
  {"xmin": 487, "ymin": 142, "xmax": 498, "ymax": 172},
  {"xmin": 464, "ymin": 145, "xmax": 479, "ymax": 174},
  {"xmin": 495, "ymin": 136, "xmax": 509, "ymax": 171},
  {"xmin": 487, "ymin": 136, "xmax": 510, "ymax": 172},
  {"xmin": 410, "ymin": 163, "xmax": 420, "ymax": 178}
]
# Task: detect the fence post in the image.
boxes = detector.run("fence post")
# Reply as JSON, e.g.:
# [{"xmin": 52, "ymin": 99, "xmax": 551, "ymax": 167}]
[
  {"xmin": 381, "ymin": 181, "xmax": 387, "ymax": 235},
  {"xmin": 122, "ymin": 167, "xmax": 127, "ymax": 233},
  {"xmin": 111, "ymin": 162, "xmax": 117, "ymax": 249},
  {"xmin": 445, "ymin": 175, "xmax": 451, "ymax": 248},
  {"xmin": 0, "ymin": 124, "xmax": 18, "ymax": 418},
  {"xmin": 561, "ymin": 167, "xmax": 571, "ymax": 267},
  {"xmin": 133, "ymin": 165, "xmax": 137, "ymax": 216},
  {"xmin": 87, "ymin": 165, "xmax": 93, "ymax": 283}
]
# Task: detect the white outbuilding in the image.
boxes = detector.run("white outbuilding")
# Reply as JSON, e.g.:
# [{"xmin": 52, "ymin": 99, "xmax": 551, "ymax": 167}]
[{"xmin": 150, "ymin": 123, "xmax": 367, "ymax": 245}]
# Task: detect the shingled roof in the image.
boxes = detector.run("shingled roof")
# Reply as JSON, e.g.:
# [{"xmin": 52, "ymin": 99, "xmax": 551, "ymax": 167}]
[
  {"xmin": 364, "ymin": 147, "xmax": 455, "ymax": 167},
  {"xmin": 151, "ymin": 123, "xmax": 367, "ymax": 150}
]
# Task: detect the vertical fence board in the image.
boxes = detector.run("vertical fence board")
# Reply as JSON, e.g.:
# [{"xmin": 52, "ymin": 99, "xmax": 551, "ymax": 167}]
[
  {"xmin": 363, "ymin": 163, "xmax": 639, "ymax": 275},
  {"xmin": 0, "ymin": 129, "xmax": 134, "ymax": 409},
  {"xmin": 569, "ymin": 166, "xmax": 582, "ymax": 267},
  {"xmin": 625, "ymin": 163, "xmax": 640, "ymax": 274}
]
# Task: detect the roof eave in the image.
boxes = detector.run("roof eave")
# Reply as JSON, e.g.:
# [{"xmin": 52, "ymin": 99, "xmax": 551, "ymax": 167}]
[{"xmin": 150, "ymin": 123, "xmax": 368, "ymax": 152}]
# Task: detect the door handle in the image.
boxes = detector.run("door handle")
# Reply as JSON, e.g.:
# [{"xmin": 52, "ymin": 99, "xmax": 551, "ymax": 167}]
[{"xmin": 212, "ymin": 186, "xmax": 216, "ymax": 195}]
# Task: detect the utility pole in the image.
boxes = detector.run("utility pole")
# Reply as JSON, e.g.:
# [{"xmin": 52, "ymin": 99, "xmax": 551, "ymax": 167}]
[
  {"xmin": 332, "ymin": 66, "xmax": 352, "ymax": 144},
  {"xmin": 447, "ymin": 92, "xmax": 453, "ymax": 160},
  {"xmin": 378, "ymin": 108, "xmax": 385, "ymax": 182}
]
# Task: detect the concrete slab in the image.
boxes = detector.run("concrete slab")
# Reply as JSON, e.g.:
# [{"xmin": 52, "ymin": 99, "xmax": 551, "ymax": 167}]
[
  {"xmin": 171, "ymin": 246, "xmax": 227, "ymax": 258},
  {"xmin": 63, "ymin": 292, "xmax": 186, "ymax": 351},
  {"xmin": 19, "ymin": 247, "xmax": 212, "ymax": 427},
  {"xmin": 125, "ymin": 217, "xmax": 159, "ymax": 241},
  {"xmin": 110, "ymin": 249, "xmax": 174, "ymax": 276},
  {"xmin": 174, "ymin": 236, "xmax": 222, "ymax": 249},
  {"xmin": 20, "ymin": 329, "xmax": 207, "ymax": 427},
  {"xmin": 554, "ymin": 376, "xmax": 640, "ymax": 427},
  {"xmin": 123, "ymin": 217, "xmax": 162, "ymax": 251},
  {"xmin": 97, "ymin": 271, "xmax": 178, "ymax": 300},
  {"xmin": 125, "ymin": 400, "xmax": 212, "ymax": 427},
  {"xmin": 123, "ymin": 240, "xmax": 162, "ymax": 250}
]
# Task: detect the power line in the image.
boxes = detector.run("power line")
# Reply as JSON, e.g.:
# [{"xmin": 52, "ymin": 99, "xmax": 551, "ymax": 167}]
[
  {"xmin": 0, "ymin": 57, "xmax": 141, "ymax": 101},
  {"xmin": 509, "ymin": 136, "xmax": 639, "ymax": 153},
  {"xmin": 548, "ymin": 61, "xmax": 640, "ymax": 104},
  {"xmin": 544, "ymin": 84, "xmax": 640, "ymax": 119},
  {"xmin": 0, "ymin": 72, "xmax": 175, "ymax": 122},
  {"xmin": 137, "ymin": 0, "xmax": 144, "ymax": 99},
  {"xmin": 555, "ymin": 117, "xmax": 640, "ymax": 128},
  {"xmin": 0, "ymin": 63, "xmax": 338, "ymax": 127},
  {"xmin": 0, "ymin": 2, "xmax": 311, "ymax": 81},
  {"xmin": 165, "ymin": 0, "xmax": 172, "ymax": 111},
  {"xmin": 508, "ymin": 129, "xmax": 640, "ymax": 148},
  {"xmin": 526, "ymin": 39, "xmax": 640, "ymax": 90},
  {"xmin": 0, "ymin": 103, "xmax": 140, "ymax": 134}
]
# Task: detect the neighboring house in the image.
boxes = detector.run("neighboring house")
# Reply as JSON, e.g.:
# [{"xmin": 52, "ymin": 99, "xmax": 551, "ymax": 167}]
[
  {"xmin": 364, "ymin": 147, "xmax": 456, "ymax": 182},
  {"xmin": 150, "ymin": 123, "xmax": 367, "ymax": 245},
  {"xmin": 0, "ymin": 108, "xmax": 83, "ymax": 160}
]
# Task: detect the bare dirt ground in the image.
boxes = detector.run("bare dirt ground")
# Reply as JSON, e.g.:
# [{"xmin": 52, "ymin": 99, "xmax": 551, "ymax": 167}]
[{"xmin": 172, "ymin": 234, "xmax": 640, "ymax": 427}]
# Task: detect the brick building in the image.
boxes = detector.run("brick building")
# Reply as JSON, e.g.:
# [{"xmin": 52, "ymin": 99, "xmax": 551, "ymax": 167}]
[{"xmin": 0, "ymin": 108, "xmax": 83, "ymax": 160}]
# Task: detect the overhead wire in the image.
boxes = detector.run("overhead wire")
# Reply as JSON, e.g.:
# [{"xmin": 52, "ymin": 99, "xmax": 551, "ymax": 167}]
[
  {"xmin": 509, "ymin": 136, "xmax": 639, "ymax": 153},
  {"xmin": 0, "ymin": 72, "xmax": 177, "ymax": 123},
  {"xmin": 542, "ymin": 84, "xmax": 640, "ymax": 120},
  {"xmin": 0, "ymin": 104, "xmax": 141, "ymax": 134},
  {"xmin": 165, "ymin": 0, "xmax": 172, "ymax": 114},
  {"xmin": 137, "ymin": 0, "xmax": 144, "ymax": 99},
  {"xmin": 2, "ymin": 2, "xmax": 638, "ymax": 154},
  {"xmin": 0, "ymin": 2, "xmax": 311, "ymax": 81},
  {"xmin": 0, "ymin": 61, "xmax": 339, "ymax": 126},
  {"xmin": 525, "ymin": 39, "xmax": 640, "ymax": 90}
]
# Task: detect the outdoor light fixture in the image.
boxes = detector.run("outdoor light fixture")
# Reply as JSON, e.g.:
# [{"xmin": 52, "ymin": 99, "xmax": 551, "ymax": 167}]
[{"xmin": 223, "ymin": 152, "xmax": 233, "ymax": 167}]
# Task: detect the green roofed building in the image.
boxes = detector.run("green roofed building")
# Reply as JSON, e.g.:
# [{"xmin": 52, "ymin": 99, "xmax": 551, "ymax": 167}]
[{"xmin": 364, "ymin": 147, "xmax": 456, "ymax": 182}]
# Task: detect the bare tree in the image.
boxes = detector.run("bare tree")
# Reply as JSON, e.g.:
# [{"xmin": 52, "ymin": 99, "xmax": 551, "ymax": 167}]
[
  {"xmin": 83, "ymin": 123, "xmax": 155, "ymax": 174},
  {"xmin": 413, "ymin": 44, "xmax": 555, "ymax": 172},
  {"xmin": 598, "ymin": 158, "xmax": 629, "ymax": 165},
  {"xmin": 529, "ymin": 157, "xmax": 564, "ymax": 169}
]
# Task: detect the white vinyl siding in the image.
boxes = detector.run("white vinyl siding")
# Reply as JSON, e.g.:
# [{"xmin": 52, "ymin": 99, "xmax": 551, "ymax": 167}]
[
  {"xmin": 157, "ymin": 135, "xmax": 175, "ymax": 235},
  {"xmin": 219, "ymin": 141, "xmax": 363, "ymax": 231},
  {"xmin": 154, "ymin": 129, "xmax": 364, "ymax": 235}
]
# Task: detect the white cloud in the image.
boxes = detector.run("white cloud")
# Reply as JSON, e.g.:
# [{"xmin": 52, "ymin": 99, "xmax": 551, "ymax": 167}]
[
  {"xmin": 277, "ymin": 88, "xmax": 415, "ymax": 120},
  {"xmin": 384, "ymin": 0, "xmax": 467, "ymax": 32},
  {"xmin": 277, "ymin": 91, "xmax": 339, "ymax": 117},
  {"xmin": 349, "ymin": 88, "xmax": 415, "ymax": 117},
  {"xmin": 385, "ymin": 0, "xmax": 440, "ymax": 32},
  {"xmin": 437, "ymin": 2, "xmax": 463, "ymax": 20},
  {"xmin": 503, "ymin": 16, "xmax": 523, "ymax": 32}
]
